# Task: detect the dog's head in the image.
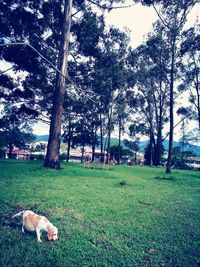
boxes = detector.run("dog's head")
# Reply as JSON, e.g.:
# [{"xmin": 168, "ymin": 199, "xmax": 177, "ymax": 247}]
[{"xmin": 47, "ymin": 225, "xmax": 58, "ymax": 241}]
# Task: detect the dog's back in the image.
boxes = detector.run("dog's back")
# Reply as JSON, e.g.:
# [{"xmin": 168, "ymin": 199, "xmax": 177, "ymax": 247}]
[{"xmin": 23, "ymin": 210, "xmax": 44, "ymax": 231}]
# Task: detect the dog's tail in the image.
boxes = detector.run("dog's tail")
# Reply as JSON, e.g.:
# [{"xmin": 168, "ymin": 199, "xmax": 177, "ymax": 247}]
[{"xmin": 12, "ymin": 210, "xmax": 25, "ymax": 219}]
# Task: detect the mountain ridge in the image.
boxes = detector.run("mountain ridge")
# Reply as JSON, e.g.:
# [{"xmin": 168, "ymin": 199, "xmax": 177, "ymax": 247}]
[{"xmin": 34, "ymin": 135, "xmax": 200, "ymax": 155}]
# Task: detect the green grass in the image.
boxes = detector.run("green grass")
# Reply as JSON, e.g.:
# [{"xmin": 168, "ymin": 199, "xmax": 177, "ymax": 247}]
[{"xmin": 0, "ymin": 159, "xmax": 200, "ymax": 267}]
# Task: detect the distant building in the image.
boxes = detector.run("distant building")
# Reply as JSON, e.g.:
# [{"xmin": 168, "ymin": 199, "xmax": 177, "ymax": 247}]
[{"xmin": 188, "ymin": 157, "xmax": 200, "ymax": 170}]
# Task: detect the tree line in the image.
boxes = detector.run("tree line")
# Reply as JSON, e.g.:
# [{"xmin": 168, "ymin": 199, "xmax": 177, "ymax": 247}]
[{"xmin": 0, "ymin": 0, "xmax": 199, "ymax": 173}]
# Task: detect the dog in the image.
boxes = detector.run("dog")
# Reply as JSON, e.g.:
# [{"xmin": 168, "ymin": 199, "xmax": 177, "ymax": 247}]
[{"xmin": 12, "ymin": 210, "xmax": 58, "ymax": 242}]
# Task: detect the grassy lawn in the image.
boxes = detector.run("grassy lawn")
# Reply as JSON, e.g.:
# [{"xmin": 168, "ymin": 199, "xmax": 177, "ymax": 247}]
[{"xmin": 0, "ymin": 159, "xmax": 200, "ymax": 267}]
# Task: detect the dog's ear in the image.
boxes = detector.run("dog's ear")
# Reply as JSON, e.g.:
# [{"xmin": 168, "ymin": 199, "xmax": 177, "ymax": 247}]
[{"xmin": 47, "ymin": 227, "xmax": 53, "ymax": 241}]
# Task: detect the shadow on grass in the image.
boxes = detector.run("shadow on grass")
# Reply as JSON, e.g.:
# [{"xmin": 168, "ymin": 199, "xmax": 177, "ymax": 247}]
[{"xmin": 154, "ymin": 176, "xmax": 176, "ymax": 181}]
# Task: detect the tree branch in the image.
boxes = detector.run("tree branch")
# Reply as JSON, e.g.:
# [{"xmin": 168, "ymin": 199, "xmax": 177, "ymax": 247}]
[
  {"xmin": 72, "ymin": 2, "xmax": 92, "ymax": 17},
  {"xmin": 37, "ymin": 117, "xmax": 50, "ymax": 125},
  {"xmin": 0, "ymin": 41, "xmax": 99, "ymax": 102},
  {"xmin": 0, "ymin": 66, "xmax": 14, "ymax": 75},
  {"xmin": 152, "ymin": 3, "xmax": 171, "ymax": 30},
  {"xmin": 87, "ymin": 0, "xmax": 136, "ymax": 11},
  {"xmin": 162, "ymin": 113, "xmax": 192, "ymax": 141},
  {"xmin": 0, "ymin": 41, "xmax": 64, "ymax": 78}
]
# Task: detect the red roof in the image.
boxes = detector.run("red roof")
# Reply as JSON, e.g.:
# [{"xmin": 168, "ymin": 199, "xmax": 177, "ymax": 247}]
[{"xmin": 6, "ymin": 149, "xmax": 32, "ymax": 155}]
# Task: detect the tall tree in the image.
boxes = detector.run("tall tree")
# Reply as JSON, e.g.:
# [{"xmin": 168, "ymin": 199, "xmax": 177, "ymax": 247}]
[
  {"xmin": 43, "ymin": 0, "xmax": 72, "ymax": 169},
  {"xmin": 94, "ymin": 27, "xmax": 130, "ymax": 162},
  {"xmin": 127, "ymin": 25, "xmax": 170, "ymax": 166},
  {"xmin": 180, "ymin": 23, "xmax": 200, "ymax": 130},
  {"xmin": 138, "ymin": 0, "xmax": 199, "ymax": 172},
  {"xmin": 147, "ymin": 0, "xmax": 198, "ymax": 173},
  {"xmin": 114, "ymin": 92, "xmax": 130, "ymax": 164}
]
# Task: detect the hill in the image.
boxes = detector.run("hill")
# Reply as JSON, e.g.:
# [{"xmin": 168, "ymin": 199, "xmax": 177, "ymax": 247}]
[
  {"xmin": 35, "ymin": 135, "xmax": 49, "ymax": 142},
  {"xmin": 35, "ymin": 135, "xmax": 200, "ymax": 155},
  {"xmin": 139, "ymin": 140, "xmax": 200, "ymax": 155}
]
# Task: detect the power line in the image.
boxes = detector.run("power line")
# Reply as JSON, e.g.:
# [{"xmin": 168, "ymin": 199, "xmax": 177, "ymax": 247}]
[{"xmin": 0, "ymin": 40, "xmax": 99, "ymax": 103}]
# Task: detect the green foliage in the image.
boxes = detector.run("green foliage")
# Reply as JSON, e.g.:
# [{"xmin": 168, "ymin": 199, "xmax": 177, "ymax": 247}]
[
  {"xmin": 72, "ymin": 10, "xmax": 104, "ymax": 57},
  {"xmin": 179, "ymin": 24, "xmax": 200, "ymax": 128},
  {"xmin": 144, "ymin": 142, "xmax": 165, "ymax": 165},
  {"xmin": 30, "ymin": 154, "xmax": 44, "ymax": 161},
  {"xmin": 144, "ymin": 142, "xmax": 153, "ymax": 165},
  {"xmin": 109, "ymin": 145, "xmax": 132, "ymax": 160},
  {"xmin": 124, "ymin": 139, "xmax": 140, "ymax": 160},
  {"xmin": 0, "ymin": 106, "xmax": 35, "ymax": 154},
  {"xmin": 0, "ymin": 160, "xmax": 200, "ymax": 266},
  {"xmin": 59, "ymin": 154, "xmax": 68, "ymax": 161},
  {"xmin": 172, "ymin": 146, "xmax": 197, "ymax": 169}
]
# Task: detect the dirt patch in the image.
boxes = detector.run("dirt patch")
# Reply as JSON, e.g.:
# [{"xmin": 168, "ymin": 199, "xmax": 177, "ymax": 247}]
[
  {"xmin": 0, "ymin": 203, "xmax": 40, "ymax": 229},
  {"xmin": 118, "ymin": 181, "xmax": 129, "ymax": 188}
]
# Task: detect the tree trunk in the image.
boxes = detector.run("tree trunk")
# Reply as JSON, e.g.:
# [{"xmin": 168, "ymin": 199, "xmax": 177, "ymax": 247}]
[
  {"xmin": 193, "ymin": 54, "xmax": 200, "ymax": 130},
  {"xmin": 99, "ymin": 111, "xmax": 104, "ymax": 163},
  {"xmin": 149, "ymin": 131, "xmax": 154, "ymax": 166},
  {"xmin": 181, "ymin": 119, "xmax": 186, "ymax": 167},
  {"xmin": 66, "ymin": 114, "xmax": 71, "ymax": 162},
  {"xmin": 44, "ymin": 0, "xmax": 72, "ymax": 169},
  {"xmin": 195, "ymin": 83, "xmax": 200, "ymax": 130},
  {"xmin": 155, "ymin": 103, "xmax": 163, "ymax": 166},
  {"xmin": 81, "ymin": 145, "xmax": 85, "ymax": 163},
  {"xmin": 107, "ymin": 132, "xmax": 111, "ymax": 164},
  {"xmin": 155, "ymin": 126, "xmax": 162, "ymax": 166},
  {"xmin": 8, "ymin": 143, "xmax": 13, "ymax": 159},
  {"xmin": 67, "ymin": 138, "xmax": 71, "ymax": 162},
  {"xmin": 166, "ymin": 34, "xmax": 176, "ymax": 174},
  {"xmin": 103, "ymin": 136, "xmax": 108, "ymax": 159},
  {"xmin": 149, "ymin": 102, "xmax": 154, "ymax": 166},
  {"xmin": 92, "ymin": 126, "xmax": 97, "ymax": 162},
  {"xmin": 155, "ymin": 80, "xmax": 163, "ymax": 166},
  {"xmin": 106, "ymin": 106, "xmax": 113, "ymax": 164},
  {"xmin": 118, "ymin": 117, "xmax": 121, "ymax": 165}
]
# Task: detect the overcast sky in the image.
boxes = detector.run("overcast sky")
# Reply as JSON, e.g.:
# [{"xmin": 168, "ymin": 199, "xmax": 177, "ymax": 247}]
[
  {"xmin": 105, "ymin": 2, "xmax": 200, "ymax": 48},
  {"xmin": 105, "ymin": 3, "xmax": 157, "ymax": 48}
]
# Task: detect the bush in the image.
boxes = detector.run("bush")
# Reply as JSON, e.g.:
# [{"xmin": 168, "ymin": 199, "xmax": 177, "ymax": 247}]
[
  {"xmin": 30, "ymin": 154, "xmax": 44, "ymax": 160},
  {"xmin": 59, "ymin": 154, "xmax": 68, "ymax": 161},
  {"xmin": 0, "ymin": 149, "xmax": 6, "ymax": 159}
]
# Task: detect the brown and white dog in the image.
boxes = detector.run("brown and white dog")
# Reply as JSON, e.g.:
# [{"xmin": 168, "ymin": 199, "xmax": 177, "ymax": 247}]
[{"xmin": 12, "ymin": 210, "xmax": 58, "ymax": 242}]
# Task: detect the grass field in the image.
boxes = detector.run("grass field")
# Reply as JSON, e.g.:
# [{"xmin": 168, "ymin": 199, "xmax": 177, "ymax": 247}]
[{"xmin": 0, "ymin": 159, "xmax": 200, "ymax": 267}]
